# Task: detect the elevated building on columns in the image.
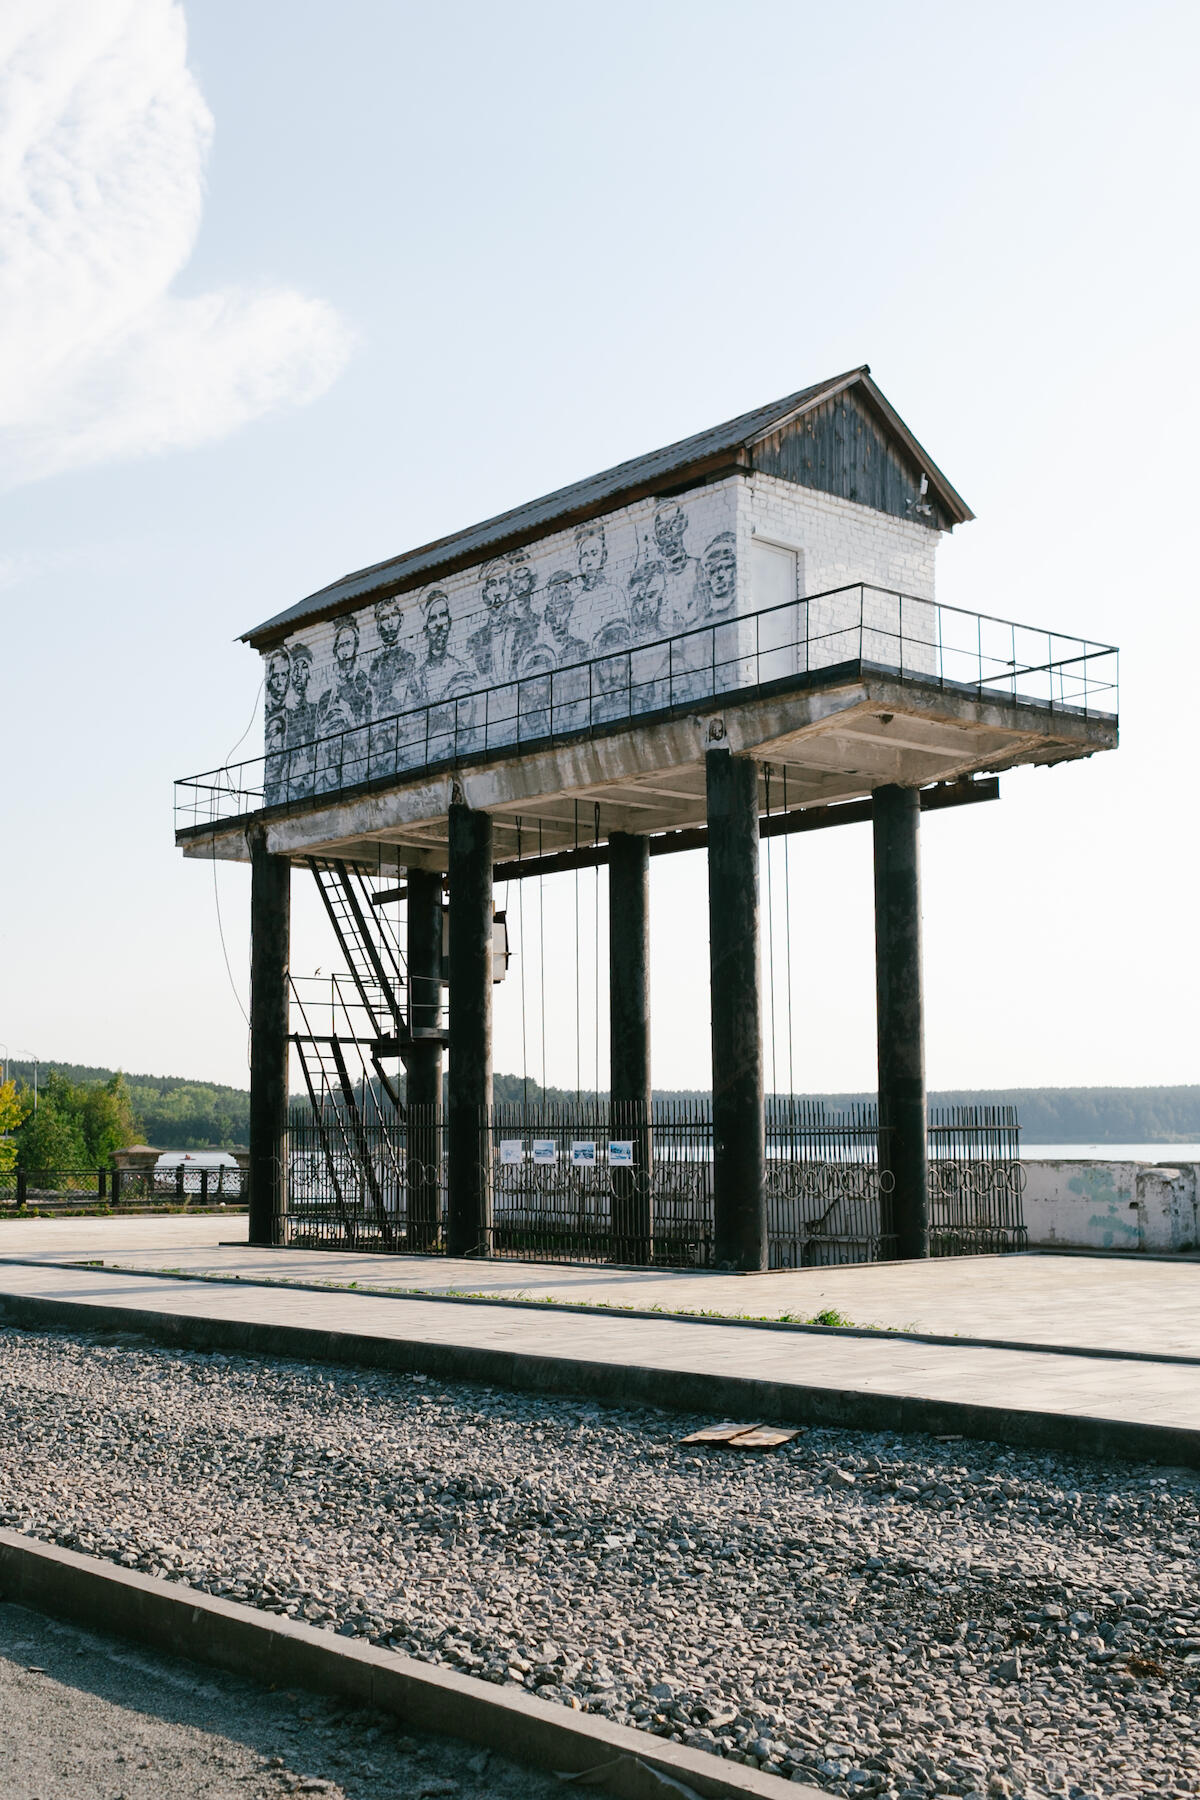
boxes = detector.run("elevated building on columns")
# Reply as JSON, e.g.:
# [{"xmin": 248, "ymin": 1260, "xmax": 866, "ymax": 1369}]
[{"xmin": 175, "ymin": 366, "xmax": 1119, "ymax": 1264}]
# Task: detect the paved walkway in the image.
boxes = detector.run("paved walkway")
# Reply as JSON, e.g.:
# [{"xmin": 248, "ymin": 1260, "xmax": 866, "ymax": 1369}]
[
  {"xmin": 0, "ymin": 1226, "xmax": 1197, "ymax": 1462},
  {"xmin": 3, "ymin": 1214, "xmax": 1198, "ymax": 1359}
]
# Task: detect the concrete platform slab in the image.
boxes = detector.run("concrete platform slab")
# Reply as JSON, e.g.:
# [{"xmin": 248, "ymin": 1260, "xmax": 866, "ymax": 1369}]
[{"xmin": 4, "ymin": 1215, "xmax": 1198, "ymax": 1361}]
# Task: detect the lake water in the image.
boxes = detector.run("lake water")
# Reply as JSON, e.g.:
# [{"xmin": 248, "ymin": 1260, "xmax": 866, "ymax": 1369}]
[{"xmin": 1023, "ymin": 1143, "xmax": 1200, "ymax": 1162}]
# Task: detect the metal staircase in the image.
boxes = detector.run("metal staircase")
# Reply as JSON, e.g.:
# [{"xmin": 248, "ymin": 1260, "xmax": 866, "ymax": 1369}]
[{"xmin": 288, "ymin": 859, "xmax": 446, "ymax": 1242}]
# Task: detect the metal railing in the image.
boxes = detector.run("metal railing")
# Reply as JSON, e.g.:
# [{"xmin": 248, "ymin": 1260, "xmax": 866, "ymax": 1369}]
[
  {"xmin": 285, "ymin": 1099, "xmax": 1024, "ymax": 1267},
  {"xmin": 0, "ymin": 1165, "xmax": 248, "ymax": 1210},
  {"xmin": 175, "ymin": 584, "xmax": 1118, "ymax": 831}
]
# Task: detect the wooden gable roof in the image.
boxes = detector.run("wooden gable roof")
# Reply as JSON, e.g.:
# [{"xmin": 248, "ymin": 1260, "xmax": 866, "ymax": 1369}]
[{"xmin": 245, "ymin": 367, "xmax": 972, "ymax": 647}]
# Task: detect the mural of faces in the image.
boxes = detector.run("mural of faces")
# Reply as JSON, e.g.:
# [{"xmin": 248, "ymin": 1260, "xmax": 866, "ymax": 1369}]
[
  {"xmin": 334, "ymin": 620, "xmax": 360, "ymax": 670},
  {"xmin": 628, "ymin": 560, "xmax": 667, "ymax": 634},
  {"xmin": 481, "ymin": 561, "xmax": 512, "ymax": 615},
  {"xmin": 506, "ymin": 547, "xmax": 537, "ymax": 605},
  {"xmin": 265, "ymin": 487, "xmax": 742, "ymax": 763},
  {"xmin": 653, "ymin": 504, "xmax": 689, "ymax": 570},
  {"xmin": 423, "ymin": 590, "xmax": 452, "ymax": 659},
  {"xmin": 375, "ymin": 597, "xmax": 402, "ymax": 645},
  {"xmin": 700, "ymin": 532, "xmax": 737, "ymax": 614},
  {"xmin": 290, "ymin": 644, "xmax": 313, "ymax": 698},
  {"xmin": 576, "ymin": 524, "xmax": 608, "ymax": 587},
  {"xmin": 543, "ymin": 570, "xmax": 578, "ymax": 640},
  {"xmin": 266, "ymin": 649, "xmax": 291, "ymax": 712}
]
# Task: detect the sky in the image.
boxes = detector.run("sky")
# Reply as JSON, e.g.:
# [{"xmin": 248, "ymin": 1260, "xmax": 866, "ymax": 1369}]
[{"xmin": 1, "ymin": 0, "xmax": 1197, "ymax": 1097}]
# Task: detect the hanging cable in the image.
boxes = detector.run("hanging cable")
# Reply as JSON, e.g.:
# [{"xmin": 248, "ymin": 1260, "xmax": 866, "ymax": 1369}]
[
  {"xmin": 210, "ymin": 675, "xmax": 264, "ymax": 1057},
  {"xmin": 783, "ymin": 765, "xmax": 795, "ymax": 1102},
  {"xmin": 594, "ymin": 803, "xmax": 601, "ymax": 1102},
  {"xmin": 574, "ymin": 800, "xmax": 581, "ymax": 1105},
  {"xmin": 538, "ymin": 817, "xmax": 547, "ymax": 1101},
  {"xmin": 764, "ymin": 764, "xmax": 777, "ymax": 1104},
  {"xmin": 516, "ymin": 818, "xmax": 528, "ymax": 1107}
]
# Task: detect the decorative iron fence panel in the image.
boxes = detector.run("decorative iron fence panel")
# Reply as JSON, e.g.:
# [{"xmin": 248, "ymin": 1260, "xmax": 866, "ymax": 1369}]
[
  {"xmin": 285, "ymin": 1100, "xmax": 1023, "ymax": 1266},
  {"xmin": 765, "ymin": 1098, "xmax": 896, "ymax": 1266},
  {"xmin": 928, "ymin": 1104, "xmax": 1025, "ymax": 1256},
  {"xmin": 0, "ymin": 1165, "xmax": 247, "ymax": 1210}
]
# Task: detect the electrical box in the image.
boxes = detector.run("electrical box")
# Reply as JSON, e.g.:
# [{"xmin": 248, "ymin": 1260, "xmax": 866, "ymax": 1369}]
[{"xmin": 440, "ymin": 907, "xmax": 509, "ymax": 984}]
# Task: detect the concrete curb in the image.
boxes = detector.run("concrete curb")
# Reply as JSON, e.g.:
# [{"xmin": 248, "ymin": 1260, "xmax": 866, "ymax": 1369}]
[
  {"xmin": 0, "ymin": 1531, "xmax": 814, "ymax": 1800},
  {"xmin": 0, "ymin": 1285, "xmax": 1195, "ymax": 1467},
  {"xmin": 33, "ymin": 1254, "xmax": 1200, "ymax": 1370}
]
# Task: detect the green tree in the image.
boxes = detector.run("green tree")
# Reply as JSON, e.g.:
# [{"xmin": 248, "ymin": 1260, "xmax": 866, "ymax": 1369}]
[
  {"xmin": 78, "ymin": 1073, "xmax": 139, "ymax": 1162},
  {"xmin": 16, "ymin": 1097, "xmax": 89, "ymax": 1174},
  {"xmin": 13, "ymin": 1070, "xmax": 141, "ymax": 1172},
  {"xmin": 0, "ymin": 1080, "xmax": 26, "ymax": 1174}
]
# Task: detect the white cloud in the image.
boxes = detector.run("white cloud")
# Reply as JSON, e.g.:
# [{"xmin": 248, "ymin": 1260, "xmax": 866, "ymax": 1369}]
[{"xmin": 0, "ymin": 0, "xmax": 353, "ymax": 486}]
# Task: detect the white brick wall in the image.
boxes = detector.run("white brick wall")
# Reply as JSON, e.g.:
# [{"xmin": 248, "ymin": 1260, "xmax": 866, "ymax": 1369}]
[{"xmin": 741, "ymin": 475, "xmax": 941, "ymax": 678}]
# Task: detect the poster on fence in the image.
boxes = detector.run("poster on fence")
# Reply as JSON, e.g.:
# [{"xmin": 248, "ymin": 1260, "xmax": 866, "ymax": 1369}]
[
  {"xmin": 608, "ymin": 1141, "xmax": 634, "ymax": 1166},
  {"xmin": 532, "ymin": 1139, "xmax": 557, "ymax": 1165},
  {"xmin": 499, "ymin": 1139, "xmax": 524, "ymax": 1166},
  {"xmin": 571, "ymin": 1141, "xmax": 597, "ymax": 1168}
]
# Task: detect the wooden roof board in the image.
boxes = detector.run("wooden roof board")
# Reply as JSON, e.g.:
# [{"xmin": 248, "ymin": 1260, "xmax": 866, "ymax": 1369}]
[{"xmin": 243, "ymin": 366, "xmax": 973, "ymax": 648}]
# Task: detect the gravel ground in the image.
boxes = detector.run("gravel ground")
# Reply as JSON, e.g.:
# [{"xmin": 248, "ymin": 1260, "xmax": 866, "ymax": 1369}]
[
  {"xmin": 1, "ymin": 1325, "xmax": 1198, "ymax": 1800},
  {"xmin": 0, "ymin": 1597, "xmax": 560, "ymax": 1800}
]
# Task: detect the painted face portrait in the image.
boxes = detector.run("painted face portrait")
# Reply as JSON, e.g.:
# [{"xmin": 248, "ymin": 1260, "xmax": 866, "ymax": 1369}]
[
  {"xmin": 506, "ymin": 552, "xmax": 536, "ymax": 603},
  {"xmin": 654, "ymin": 506, "xmax": 687, "ymax": 564},
  {"xmin": 290, "ymin": 649, "xmax": 312, "ymax": 697},
  {"xmin": 375, "ymin": 599, "xmax": 402, "ymax": 645},
  {"xmin": 544, "ymin": 572, "xmax": 576, "ymax": 636},
  {"xmin": 424, "ymin": 594, "xmax": 452, "ymax": 658},
  {"xmin": 265, "ymin": 713, "xmax": 287, "ymax": 752},
  {"xmin": 266, "ymin": 651, "xmax": 290, "ymax": 708},
  {"xmin": 334, "ymin": 624, "xmax": 359, "ymax": 669},
  {"xmin": 482, "ymin": 564, "xmax": 511, "ymax": 613},
  {"xmin": 577, "ymin": 528, "xmax": 606, "ymax": 583},
  {"xmin": 702, "ymin": 535, "xmax": 737, "ymax": 609},
  {"xmin": 631, "ymin": 562, "xmax": 667, "ymax": 629}
]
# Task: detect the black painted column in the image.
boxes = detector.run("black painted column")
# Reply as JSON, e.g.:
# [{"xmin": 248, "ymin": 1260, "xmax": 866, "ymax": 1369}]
[
  {"xmin": 706, "ymin": 749, "xmax": 767, "ymax": 1271},
  {"xmin": 248, "ymin": 828, "xmax": 290, "ymax": 1247},
  {"xmin": 873, "ymin": 784, "xmax": 930, "ymax": 1259},
  {"xmin": 609, "ymin": 831, "xmax": 652, "ymax": 1261},
  {"xmin": 406, "ymin": 865, "xmax": 444, "ymax": 1252},
  {"xmin": 446, "ymin": 803, "xmax": 493, "ymax": 1256}
]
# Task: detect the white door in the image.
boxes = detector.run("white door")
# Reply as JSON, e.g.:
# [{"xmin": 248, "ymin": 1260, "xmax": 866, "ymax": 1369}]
[{"xmin": 752, "ymin": 540, "xmax": 804, "ymax": 681}]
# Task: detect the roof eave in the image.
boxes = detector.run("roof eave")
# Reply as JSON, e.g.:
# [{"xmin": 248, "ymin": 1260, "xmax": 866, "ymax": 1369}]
[
  {"xmin": 242, "ymin": 445, "xmax": 753, "ymax": 649},
  {"xmin": 242, "ymin": 366, "xmax": 972, "ymax": 650}
]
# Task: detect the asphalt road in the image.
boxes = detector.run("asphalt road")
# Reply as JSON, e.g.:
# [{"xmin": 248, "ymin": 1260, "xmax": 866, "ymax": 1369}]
[{"xmin": 0, "ymin": 1600, "xmax": 565, "ymax": 1800}]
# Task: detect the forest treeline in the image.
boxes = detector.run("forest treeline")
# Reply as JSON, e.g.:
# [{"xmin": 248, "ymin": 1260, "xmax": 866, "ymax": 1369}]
[{"xmin": 5, "ymin": 1060, "xmax": 1200, "ymax": 1151}]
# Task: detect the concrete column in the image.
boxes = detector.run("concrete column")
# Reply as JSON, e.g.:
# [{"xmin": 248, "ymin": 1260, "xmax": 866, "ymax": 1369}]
[
  {"xmin": 873, "ymin": 783, "xmax": 930, "ymax": 1259},
  {"xmin": 249, "ymin": 829, "xmax": 290, "ymax": 1248},
  {"xmin": 608, "ymin": 831, "xmax": 651, "ymax": 1261},
  {"xmin": 446, "ymin": 803, "xmax": 493, "ymax": 1256},
  {"xmin": 706, "ymin": 748, "xmax": 767, "ymax": 1271},
  {"xmin": 406, "ymin": 865, "xmax": 444, "ymax": 1252}
]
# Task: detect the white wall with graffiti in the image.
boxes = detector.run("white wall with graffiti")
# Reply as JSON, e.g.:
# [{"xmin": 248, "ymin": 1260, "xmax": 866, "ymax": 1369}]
[
  {"xmin": 261, "ymin": 479, "xmax": 740, "ymax": 798},
  {"xmin": 259, "ymin": 472, "xmax": 942, "ymax": 799}
]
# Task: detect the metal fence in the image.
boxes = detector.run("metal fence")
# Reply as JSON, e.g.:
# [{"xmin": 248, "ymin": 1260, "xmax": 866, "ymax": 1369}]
[
  {"xmin": 0, "ymin": 1165, "xmax": 248, "ymax": 1211},
  {"xmin": 175, "ymin": 584, "xmax": 1118, "ymax": 831},
  {"xmin": 285, "ymin": 1099, "xmax": 1024, "ymax": 1267},
  {"xmin": 928, "ymin": 1104, "xmax": 1025, "ymax": 1256}
]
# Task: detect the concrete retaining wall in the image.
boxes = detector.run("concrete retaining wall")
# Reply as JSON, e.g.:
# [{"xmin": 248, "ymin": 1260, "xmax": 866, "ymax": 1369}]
[{"xmin": 1023, "ymin": 1160, "xmax": 1200, "ymax": 1253}]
